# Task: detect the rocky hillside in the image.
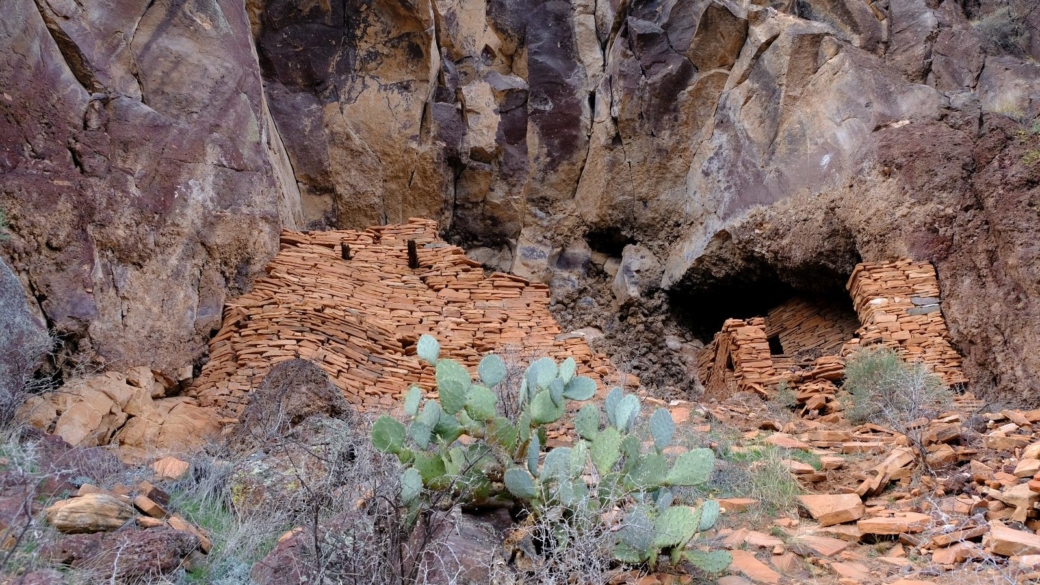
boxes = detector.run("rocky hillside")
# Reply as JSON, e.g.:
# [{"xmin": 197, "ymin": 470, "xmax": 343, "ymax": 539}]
[{"xmin": 1, "ymin": 0, "xmax": 1039, "ymax": 400}]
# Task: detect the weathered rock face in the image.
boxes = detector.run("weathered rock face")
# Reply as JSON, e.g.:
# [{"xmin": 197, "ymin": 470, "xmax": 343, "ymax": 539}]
[
  {"xmin": 21, "ymin": 369, "xmax": 221, "ymax": 461},
  {"xmin": 4, "ymin": 0, "xmax": 1040, "ymax": 402},
  {"xmin": 245, "ymin": 0, "xmax": 1040, "ymax": 402},
  {"xmin": 0, "ymin": 0, "xmax": 302, "ymax": 376},
  {"xmin": 0, "ymin": 258, "xmax": 50, "ymax": 402}
]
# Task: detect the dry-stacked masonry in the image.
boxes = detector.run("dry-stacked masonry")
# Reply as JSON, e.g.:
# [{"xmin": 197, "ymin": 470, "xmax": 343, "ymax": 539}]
[
  {"xmin": 697, "ymin": 260, "xmax": 967, "ymax": 402},
  {"xmin": 843, "ymin": 260, "xmax": 967, "ymax": 386},
  {"xmin": 697, "ymin": 318, "xmax": 774, "ymax": 400},
  {"xmin": 188, "ymin": 219, "xmax": 623, "ymax": 422},
  {"xmin": 765, "ymin": 297, "xmax": 860, "ymax": 358}
]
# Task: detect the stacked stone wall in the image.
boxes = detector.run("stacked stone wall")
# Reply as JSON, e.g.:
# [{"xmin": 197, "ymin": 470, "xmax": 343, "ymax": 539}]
[{"xmin": 189, "ymin": 219, "xmax": 620, "ymax": 420}]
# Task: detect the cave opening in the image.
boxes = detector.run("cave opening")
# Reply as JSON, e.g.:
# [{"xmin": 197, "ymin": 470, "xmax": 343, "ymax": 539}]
[
  {"xmin": 584, "ymin": 227, "xmax": 633, "ymax": 257},
  {"xmin": 666, "ymin": 255, "xmax": 861, "ymax": 355}
]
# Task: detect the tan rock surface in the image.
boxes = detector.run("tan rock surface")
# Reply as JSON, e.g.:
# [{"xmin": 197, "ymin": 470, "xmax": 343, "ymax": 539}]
[
  {"xmin": 728, "ymin": 550, "xmax": 780, "ymax": 585},
  {"xmin": 857, "ymin": 513, "xmax": 932, "ymax": 535},
  {"xmin": 46, "ymin": 494, "xmax": 135, "ymax": 534},
  {"xmin": 797, "ymin": 494, "xmax": 865, "ymax": 527},
  {"xmin": 986, "ymin": 520, "xmax": 1040, "ymax": 557}
]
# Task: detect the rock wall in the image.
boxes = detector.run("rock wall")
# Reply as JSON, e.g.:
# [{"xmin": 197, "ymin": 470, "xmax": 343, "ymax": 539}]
[
  {"xmin": 0, "ymin": 0, "xmax": 302, "ymax": 375},
  {"xmin": 2, "ymin": 0, "xmax": 1040, "ymax": 402}
]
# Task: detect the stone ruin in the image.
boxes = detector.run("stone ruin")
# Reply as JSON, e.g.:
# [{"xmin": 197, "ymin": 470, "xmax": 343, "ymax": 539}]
[
  {"xmin": 188, "ymin": 218, "xmax": 624, "ymax": 425},
  {"xmin": 697, "ymin": 259, "xmax": 968, "ymax": 408},
  {"xmin": 24, "ymin": 219, "xmax": 628, "ymax": 459}
]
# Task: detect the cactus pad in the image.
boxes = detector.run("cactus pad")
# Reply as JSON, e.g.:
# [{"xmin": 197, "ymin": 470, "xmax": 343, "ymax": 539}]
[
  {"xmin": 652, "ymin": 506, "xmax": 698, "ymax": 549},
  {"xmin": 682, "ymin": 550, "xmax": 731, "ymax": 573},
  {"xmin": 478, "ymin": 354, "xmax": 507, "ymax": 387},
  {"xmin": 563, "ymin": 376, "xmax": 597, "ymax": 401},
  {"xmin": 591, "ymin": 426, "xmax": 622, "ymax": 475},
  {"xmin": 372, "ymin": 415, "xmax": 406, "ymax": 454},
  {"xmin": 416, "ymin": 334, "xmax": 440, "ymax": 364},
  {"xmin": 400, "ymin": 468, "xmax": 422, "ymax": 505},
  {"xmin": 575, "ymin": 404, "xmax": 600, "ymax": 440},
  {"xmin": 435, "ymin": 358, "xmax": 471, "ymax": 414},
  {"xmin": 664, "ymin": 448, "xmax": 715, "ymax": 486},
  {"xmin": 649, "ymin": 408, "xmax": 675, "ymax": 453},
  {"xmin": 504, "ymin": 468, "xmax": 537, "ymax": 499}
]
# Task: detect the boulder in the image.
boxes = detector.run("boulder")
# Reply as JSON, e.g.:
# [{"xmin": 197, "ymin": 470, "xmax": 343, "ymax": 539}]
[
  {"xmin": 230, "ymin": 359, "xmax": 352, "ymax": 449},
  {"xmin": 251, "ymin": 506, "xmax": 508, "ymax": 585},
  {"xmin": 41, "ymin": 527, "xmax": 198, "ymax": 579},
  {"xmin": 45, "ymin": 494, "xmax": 135, "ymax": 534},
  {"xmin": 612, "ymin": 245, "xmax": 663, "ymax": 305},
  {"xmin": 24, "ymin": 371, "xmax": 220, "ymax": 460},
  {"xmin": 229, "ymin": 416, "xmax": 354, "ymax": 515}
]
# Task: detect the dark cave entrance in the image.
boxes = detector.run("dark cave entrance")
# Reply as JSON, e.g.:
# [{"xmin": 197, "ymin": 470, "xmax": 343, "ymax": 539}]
[
  {"xmin": 584, "ymin": 227, "xmax": 634, "ymax": 257},
  {"xmin": 666, "ymin": 250, "xmax": 862, "ymax": 356}
]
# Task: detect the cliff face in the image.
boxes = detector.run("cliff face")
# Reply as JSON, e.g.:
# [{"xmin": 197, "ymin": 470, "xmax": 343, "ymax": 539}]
[
  {"xmin": 2, "ymin": 0, "xmax": 1039, "ymax": 400},
  {"xmin": 252, "ymin": 0, "xmax": 1040, "ymax": 400},
  {"xmin": 0, "ymin": 0, "xmax": 301, "ymax": 375}
]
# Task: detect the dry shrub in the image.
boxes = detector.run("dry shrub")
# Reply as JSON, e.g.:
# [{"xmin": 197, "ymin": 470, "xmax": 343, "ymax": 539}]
[
  {"xmin": 973, "ymin": 7, "xmax": 1030, "ymax": 56},
  {"xmin": 842, "ymin": 347, "xmax": 953, "ymax": 466}
]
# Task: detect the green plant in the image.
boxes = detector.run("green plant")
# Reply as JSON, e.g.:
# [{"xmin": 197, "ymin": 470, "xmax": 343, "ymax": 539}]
[
  {"xmin": 773, "ymin": 381, "xmax": 797, "ymax": 410},
  {"xmin": 372, "ymin": 335, "xmax": 731, "ymax": 574},
  {"xmin": 748, "ymin": 447, "xmax": 803, "ymax": 514},
  {"xmin": 788, "ymin": 448, "xmax": 822, "ymax": 471},
  {"xmin": 842, "ymin": 347, "xmax": 953, "ymax": 467}
]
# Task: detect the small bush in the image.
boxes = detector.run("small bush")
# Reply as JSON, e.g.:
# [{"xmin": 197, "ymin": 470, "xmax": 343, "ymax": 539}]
[
  {"xmin": 749, "ymin": 447, "xmax": 802, "ymax": 515},
  {"xmin": 773, "ymin": 381, "xmax": 797, "ymax": 410},
  {"xmin": 973, "ymin": 8, "xmax": 1029, "ymax": 55},
  {"xmin": 842, "ymin": 348, "xmax": 950, "ymax": 425},
  {"xmin": 842, "ymin": 348, "xmax": 953, "ymax": 465}
]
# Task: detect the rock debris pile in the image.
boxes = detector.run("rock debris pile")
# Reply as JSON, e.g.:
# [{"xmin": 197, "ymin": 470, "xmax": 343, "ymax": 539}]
[{"xmin": 672, "ymin": 392, "xmax": 1040, "ymax": 584}]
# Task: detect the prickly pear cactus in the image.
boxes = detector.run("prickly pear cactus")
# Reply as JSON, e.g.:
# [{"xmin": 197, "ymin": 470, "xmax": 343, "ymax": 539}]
[
  {"xmin": 370, "ymin": 335, "xmax": 730, "ymax": 575},
  {"xmin": 683, "ymin": 550, "xmax": 732, "ymax": 573}
]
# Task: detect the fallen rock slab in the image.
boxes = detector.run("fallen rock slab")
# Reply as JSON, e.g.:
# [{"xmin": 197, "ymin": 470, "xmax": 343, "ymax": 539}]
[
  {"xmin": 986, "ymin": 520, "xmax": 1040, "ymax": 556},
  {"xmin": 930, "ymin": 524, "xmax": 987, "ymax": 547},
  {"xmin": 728, "ymin": 550, "xmax": 780, "ymax": 585},
  {"xmin": 857, "ymin": 512, "xmax": 931, "ymax": 535},
  {"xmin": 794, "ymin": 534, "xmax": 849, "ymax": 557},
  {"xmin": 829, "ymin": 560, "xmax": 870, "ymax": 581},
  {"xmin": 719, "ymin": 498, "xmax": 758, "ymax": 512},
  {"xmin": 797, "ymin": 494, "xmax": 864, "ymax": 527},
  {"xmin": 932, "ymin": 541, "xmax": 984, "ymax": 564},
  {"xmin": 764, "ymin": 434, "xmax": 809, "ymax": 450}
]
